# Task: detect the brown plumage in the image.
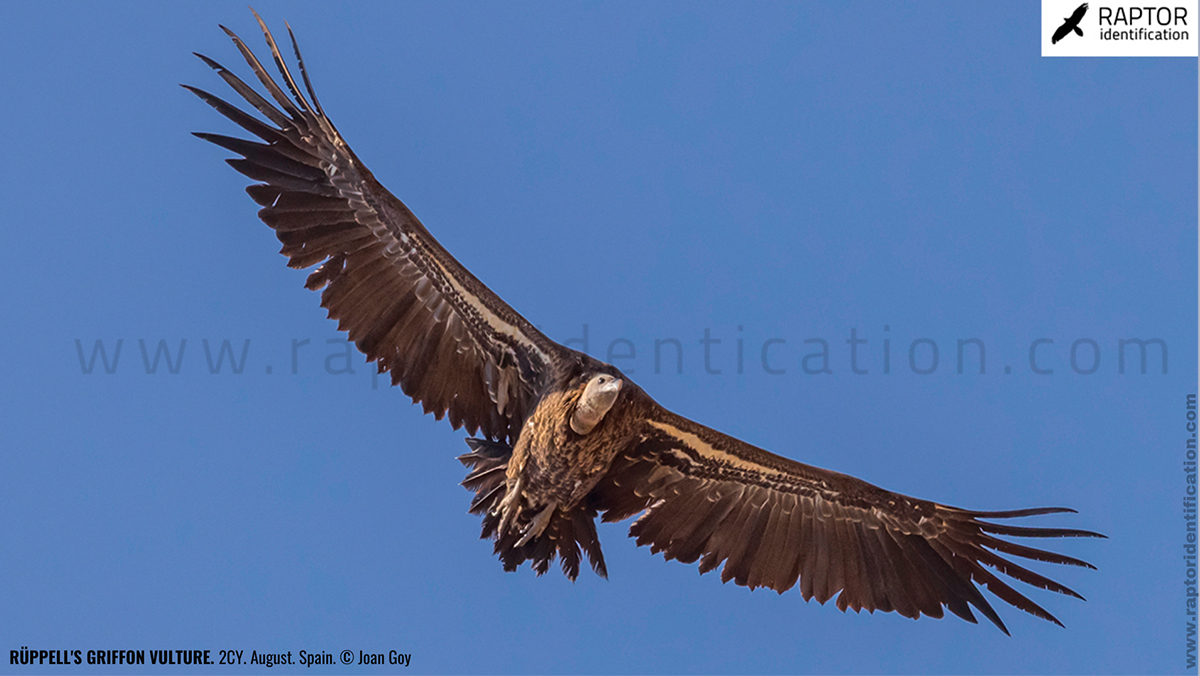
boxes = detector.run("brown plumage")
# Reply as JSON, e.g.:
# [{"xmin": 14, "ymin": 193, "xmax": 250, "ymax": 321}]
[{"xmin": 188, "ymin": 12, "xmax": 1104, "ymax": 635}]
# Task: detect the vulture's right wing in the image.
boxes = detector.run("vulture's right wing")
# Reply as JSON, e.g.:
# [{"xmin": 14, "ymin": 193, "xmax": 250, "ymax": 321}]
[{"xmin": 186, "ymin": 14, "xmax": 565, "ymax": 442}]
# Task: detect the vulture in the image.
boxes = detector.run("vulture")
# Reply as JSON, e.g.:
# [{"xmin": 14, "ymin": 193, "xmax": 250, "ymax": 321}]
[{"xmin": 187, "ymin": 12, "xmax": 1103, "ymax": 635}]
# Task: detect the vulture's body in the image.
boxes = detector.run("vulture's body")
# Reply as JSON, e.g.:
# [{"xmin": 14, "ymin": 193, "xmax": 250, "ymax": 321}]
[{"xmin": 188, "ymin": 13, "xmax": 1103, "ymax": 635}]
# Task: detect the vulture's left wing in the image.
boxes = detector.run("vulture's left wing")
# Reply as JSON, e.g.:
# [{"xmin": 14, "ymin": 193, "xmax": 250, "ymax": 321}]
[
  {"xmin": 592, "ymin": 406, "xmax": 1103, "ymax": 635},
  {"xmin": 186, "ymin": 14, "xmax": 564, "ymax": 442}
]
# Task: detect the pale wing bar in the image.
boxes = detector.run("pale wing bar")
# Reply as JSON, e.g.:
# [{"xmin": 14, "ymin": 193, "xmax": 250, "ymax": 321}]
[
  {"xmin": 592, "ymin": 414, "xmax": 1103, "ymax": 635},
  {"xmin": 187, "ymin": 13, "xmax": 560, "ymax": 441}
]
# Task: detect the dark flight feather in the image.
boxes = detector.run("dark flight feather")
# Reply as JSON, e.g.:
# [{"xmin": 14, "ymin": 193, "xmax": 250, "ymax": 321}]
[
  {"xmin": 588, "ymin": 409, "xmax": 1104, "ymax": 635},
  {"xmin": 187, "ymin": 10, "xmax": 563, "ymax": 443}
]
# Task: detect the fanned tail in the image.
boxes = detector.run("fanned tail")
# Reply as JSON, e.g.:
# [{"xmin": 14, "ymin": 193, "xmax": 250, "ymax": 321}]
[{"xmin": 458, "ymin": 438, "xmax": 608, "ymax": 580}]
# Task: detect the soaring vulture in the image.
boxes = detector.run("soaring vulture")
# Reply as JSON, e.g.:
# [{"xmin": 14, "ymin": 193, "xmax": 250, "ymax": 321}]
[{"xmin": 187, "ymin": 13, "xmax": 1103, "ymax": 635}]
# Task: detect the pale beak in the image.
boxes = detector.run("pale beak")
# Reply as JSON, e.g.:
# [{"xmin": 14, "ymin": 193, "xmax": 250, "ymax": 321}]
[{"xmin": 570, "ymin": 376, "xmax": 623, "ymax": 435}]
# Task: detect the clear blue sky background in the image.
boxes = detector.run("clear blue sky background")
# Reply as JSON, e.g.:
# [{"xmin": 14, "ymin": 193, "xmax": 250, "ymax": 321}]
[{"xmin": 0, "ymin": 2, "xmax": 1195, "ymax": 674}]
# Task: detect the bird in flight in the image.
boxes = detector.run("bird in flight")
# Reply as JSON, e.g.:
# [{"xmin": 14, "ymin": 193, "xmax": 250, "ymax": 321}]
[
  {"xmin": 187, "ymin": 12, "xmax": 1103, "ymax": 635},
  {"xmin": 1052, "ymin": 3, "xmax": 1089, "ymax": 44}
]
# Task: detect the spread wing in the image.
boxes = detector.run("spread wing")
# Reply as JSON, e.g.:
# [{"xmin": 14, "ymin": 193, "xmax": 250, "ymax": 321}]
[
  {"xmin": 1052, "ymin": 22, "xmax": 1073, "ymax": 43},
  {"xmin": 591, "ymin": 406, "xmax": 1103, "ymax": 635},
  {"xmin": 186, "ymin": 13, "xmax": 564, "ymax": 442},
  {"xmin": 1071, "ymin": 3, "xmax": 1089, "ymax": 23}
]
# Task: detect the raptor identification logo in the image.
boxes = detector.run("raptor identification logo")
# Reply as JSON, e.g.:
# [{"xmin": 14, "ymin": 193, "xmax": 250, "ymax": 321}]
[{"xmin": 1041, "ymin": 0, "xmax": 1199, "ymax": 55}]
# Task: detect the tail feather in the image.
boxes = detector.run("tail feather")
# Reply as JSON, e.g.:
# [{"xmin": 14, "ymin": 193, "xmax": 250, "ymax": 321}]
[{"xmin": 458, "ymin": 438, "xmax": 608, "ymax": 580}]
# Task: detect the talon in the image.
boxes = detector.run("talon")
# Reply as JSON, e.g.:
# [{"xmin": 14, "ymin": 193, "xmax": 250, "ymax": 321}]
[
  {"xmin": 514, "ymin": 501, "xmax": 558, "ymax": 547},
  {"xmin": 495, "ymin": 476, "xmax": 524, "ymax": 535}
]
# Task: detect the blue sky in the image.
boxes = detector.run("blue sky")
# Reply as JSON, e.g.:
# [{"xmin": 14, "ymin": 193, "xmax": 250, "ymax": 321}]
[{"xmin": 0, "ymin": 2, "xmax": 1195, "ymax": 674}]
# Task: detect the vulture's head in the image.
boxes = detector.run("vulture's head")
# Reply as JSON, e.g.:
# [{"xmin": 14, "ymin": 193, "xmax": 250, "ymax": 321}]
[{"xmin": 570, "ymin": 373, "xmax": 623, "ymax": 435}]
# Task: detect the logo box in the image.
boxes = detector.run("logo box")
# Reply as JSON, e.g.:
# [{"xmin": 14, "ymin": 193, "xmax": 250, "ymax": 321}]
[{"xmin": 1042, "ymin": 0, "xmax": 1199, "ymax": 56}]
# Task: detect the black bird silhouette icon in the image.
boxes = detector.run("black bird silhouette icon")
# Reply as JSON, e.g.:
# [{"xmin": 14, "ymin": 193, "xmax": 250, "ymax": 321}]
[{"xmin": 1052, "ymin": 3, "xmax": 1089, "ymax": 44}]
